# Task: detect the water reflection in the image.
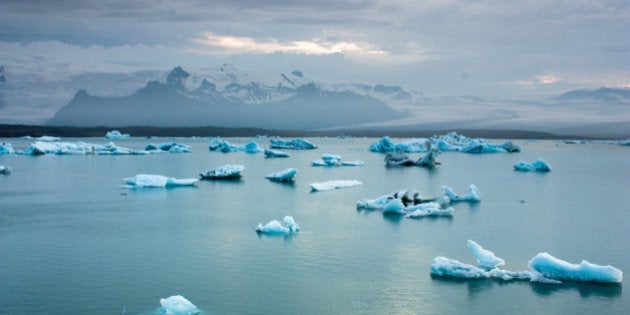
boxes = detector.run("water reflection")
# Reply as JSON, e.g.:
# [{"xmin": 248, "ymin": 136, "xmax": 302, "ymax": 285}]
[{"xmin": 256, "ymin": 231, "xmax": 296, "ymax": 243}]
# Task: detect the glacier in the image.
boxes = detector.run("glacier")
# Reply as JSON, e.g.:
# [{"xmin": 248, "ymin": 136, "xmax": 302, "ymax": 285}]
[
  {"xmin": 200, "ymin": 164, "xmax": 244, "ymax": 180},
  {"xmin": 265, "ymin": 168, "xmax": 298, "ymax": 182},
  {"xmin": 0, "ymin": 142, "xmax": 14, "ymax": 155},
  {"xmin": 0, "ymin": 165, "xmax": 12, "ymax": 175},
  {"xmin": 123, "ymin": 174, "xmax": 198, "ymax": 188},
  {"xmin": 514, "ymin": 158, "xmax": 552, "ymax": 172},
  {"xmin": 159, "ymin": 295, "xmax": 200, "ymax": 315},
  {"xmin": 264, "ymin": 149, "xmax": 290, "ymax": 158},
  {"xmin": 270, "ymin": 138, "xmax": 317, "ymax": 150},
  {"xmin": 209, "ymin": 139, "xmax": 262, "ymax": 154},
  {"xmin": 310, "ymin": 180, "xmax": 363, "ymax": 192},
  {"xmin": 467, "ymin": 240, "xmax": 505, "ymax": 269},
  {"xmin": 104, "ymin": 130, "xmax": 130, "ymax": 139},
  {"xmin": 256, "ymin": 216, "xmax": 300, "ymax": 235},
  {"xmin": 529, "ymin": 252, "xmax": 623, "ymax": 283}
]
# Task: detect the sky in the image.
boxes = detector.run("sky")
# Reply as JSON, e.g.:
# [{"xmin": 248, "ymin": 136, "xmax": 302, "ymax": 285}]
[{"xmin": 1, "ymin": 0, "xmax": 629, "ymax": 97}]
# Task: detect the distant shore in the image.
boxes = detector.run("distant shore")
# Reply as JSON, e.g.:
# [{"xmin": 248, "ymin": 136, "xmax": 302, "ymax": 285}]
[{"xmin": 0, "ymin": 124, "xmax": 603, "ymax": 140}]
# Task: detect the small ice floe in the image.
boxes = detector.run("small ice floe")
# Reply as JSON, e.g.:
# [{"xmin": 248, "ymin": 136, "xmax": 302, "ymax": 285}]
[
  {"xmin": 265, "ymin": 168, "xmax": 298, "ymax": 182},
  {"xmin": 514, "ymin": 158, "xmax": 552, "ymax": 172},
  {"xmin": 369, "ymin": 136, "xmax": 430, "ymax": 153},
  {"xmin": 200, "ymin": 164, "xmax": 244, "ymax": 180},
  {"xmin": 443, "ymin": 184, "xmax": 481, "ymax": 202},
  {"xmin": 270, "ymin": 138, "xmax": 317, "ymax": 150},
  {"xmin": 312, "ymin": 154, "xmax": 364, "ymax": 167},
  {"xmin": 384, "ymin": 150, "xmax": 439, "ymax": 168},
  {"xmin": 0, "ymin": 142, "xmax": 14, "ymax": 155},
  {"xmin": 529, "ymin": 252, "xmax": 623, "ymax": 283},
  {"xmin": 145, "ymin": 142, "xmax": 192, "ymax": 153},
  {"xmin": 256, "ymin": 216, "xmax": 300, "ymax": 235},
  {"xmin": 264, "ymin": 149, "xmax": 290, "ymax": 158},
  {"xmin": 123, "ymin": 174, "xmax": 198, "ymax": 188},
  {"xmin": 208, "ymin": 139, "xmax": 262, "ymax": 153},
  {"xmin": 310, "ymin": 180, "xmax": 363, "ymax": 192},
  {"xmin": 104, "ymin": 130, "xmax": 130, "ymax": 139},
  {"xmin": 0, "ymin": 165, "xmax": 12, "ymax": 175},
  {"xmin": 159, "ymin": 295, "xmax": 200, "ymax": 315}
]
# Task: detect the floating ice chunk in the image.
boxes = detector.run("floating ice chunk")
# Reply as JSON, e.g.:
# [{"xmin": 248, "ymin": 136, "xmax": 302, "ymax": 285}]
[
  {"xmin": 341, "ymin": 160, "xmax": 364, "ymax": 166},
  {"xmin": 270, "ymin": 138, "xmax": 317, "ymax": 150},
  {"xmin": 443, "ymin": 184, "xmax": 481, "ymax": 202},
  {"xmin": 310, "ymin": 180, "xmax": 362, "ymax": 192},
  {"xmin": 264, "ymin": 149, "xmax": 290, "ymax": 158},
  {"xmin": 384, "ymin": 151, "xmax": 438, "ymax": 167},
  {"xmin": 123, "ymin": 174, "xmax": 198, "ymax": 188},
  {"xmin": 0, "ymin": 142, "xmax": 14, "ymax": 155},
  {"xmin": 145, "ymin": 142, "xmax": 191, "ymax": 153},
  {"xmin": 369, "ymin": 136, "xmax": 429, "ymax": 153},
  {"xmin": 467, "ymin": 240, "xmax": 505, "ymax": 269},
  {"xmin": 200, "ymin": 164, "xmax": 244, "ymax": 179},
  {"xmin": 21, "ymin": 141, "xmax": 146, "ymax": 155},
  {"xmin": 0, "ymin": 165, "xmax": 12, "ymax": 174},
  {"xmin": 430, "ymin": 132, "xmax": 519, "ymax": 154},
  {"xmin": 529, "ymin": 252, "xmax": 623, "ymax": 283},
  {"xmin": 265, "ymin": 168, "xmax": 298, "ymax": 182},
  {"xmin": 209, "ymin": 139, "xmax": 261, "ymax": 153},
  {"xmin": 243, "ymin": 140, "xmax": 262, "ymax": 153},
  {"xmin": 382, "ymin": 199, "xmax": 405, "ymax": 214},
  {"xmin": 104, "ymin": 130, "xmax": 130, "ymax": 139},
  {"xmin": 312, "ymin": 153, "xmax": 341, "ymax": 166},
  {"xmin": 159, "ymin": 295, "xmax": 200, "ymax": 315},
  {"xmin": 356, "ymin": 194, "xmax": 392, "ymax": 210},
  {"xmin": 405, "ymin": 204, "xmax": 454, "ymax": 218},
  {"xmin": 430, "ymin": 256, "xmax": 490, "ymax": 279},
  {"xmin": 256, "ymin": 216, "xmax": 300, "ymax": 235},
  {"xmin": 514, "ymin": 158, "xmax": 552, "ymax": 172}
]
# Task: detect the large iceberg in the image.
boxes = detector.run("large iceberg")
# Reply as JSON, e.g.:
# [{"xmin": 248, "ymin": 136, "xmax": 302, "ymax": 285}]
[
  {"xmin": 433, "ymin": 132, "xmax": 520, "ymax": 154},
  {"xmin": 514, "ymin": 158, "xmax": 552, "ymax": 172},
  {"xmin": 256, "ymin": 216, "xmax": 300, "ymax": 235},
  {"xmin": 145, "ymin": 142, "xmax": 192, "ymax": 153},
  {"xmin": 21, "ymin": 141, "xmax": 147, "ymax": 156},
  {"xmin": 369, "ymin": 136, "xmax": 430, "ymax": 153},
  {"xmin": 0, "ymin": 165, "xmax": 12, "ymax": 175},
  {"xmin": 310, "ymin": 180, "xmax": 363, "ymax": 192},
  {"xmin": 200, "ymin": 164, "xmax": 244, "ymax": 179},
  {"xmin": 159, "ymin": 295, "xmax": 200, "ymax": 315},
  {"xmin": 123, "ymin": 174, "xmax": 198, "ymax": 188},
  {"xmin": 104, "ymin": 130, "xmax": 130, "ymax": 139},
  {"xmin": 264, "ymin": 149, "xmax": 290, "ymax": 158},
  {"xmin": 529, "ymin": 252, "xmax": 623, "ymax": 283},
  {"xmin": 0, "ymin": 142, "xmax": 14, "ymax": 155},
  {"xmin": 467, "ymin": 240, "xmax": 505, "ymax": 269},
  {"xmin": 270, "ymin": 138, "xmax": 317, "ymax": 150},
  {"xmin": 209, "ymin": 139, "xmax": 262, "ymax": 153},
  {"xmin": 265, "ymin": 168, "xmax": 298, "ymax": 182}
]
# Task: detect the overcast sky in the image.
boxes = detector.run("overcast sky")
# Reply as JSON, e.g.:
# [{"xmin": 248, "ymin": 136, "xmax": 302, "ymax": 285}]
[{"xmin": 1, "ymin": 0, "xmax": 628, "ymax": 97}]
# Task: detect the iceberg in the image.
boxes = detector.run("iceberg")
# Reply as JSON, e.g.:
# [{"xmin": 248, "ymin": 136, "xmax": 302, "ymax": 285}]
[
  {"xmin": 0, "ymin": 165, "xmax": 12, "ymax": 175},
  {"xmin": 104, "ymin": 130, "xmax": 130, "ymax": 139},
  {"xmin": 430, "ymin": 132, "xmax": 520, "ymax": 154},
  {"xmin": 312, "ymin": 154, "xmax": 364, "ymax": 167},
  {"xmin": 21, "ymin": 141, "xmax": 147, "ymax": 156},
  {"xmin": 265, "ymin": 168, "xmax": 298, "ymax": 182},
  {"xmin": 123, "ymin": 174, "xmax": 198, "ymax": 188},
  {"xmin": 467, "ymin": 240, "xmax": 505, "ymax": 269},
  {"xmin": 145, "ymin": 142, "xmax": 192, "ymax": 153},
  {"xmin": 0, "ymin": 142, "xmax": 14, "ymax": 155},
  {"xmin": 356, "ymin": 186, "xmax": 474, "ymax": 215},
  {"xmin": 369, "ymin": 136, "xmax": 429, "ymax": 153},
  {"xmin": 341, "ymin": 160, "xmax": 364, "ymax": 166},
  {"xmin": 209, "ymin": 139, "xmax": 262, "ymax": 153},
  {"xmin": 443, "ymin": 184, "xmax": 481, "ymax": 202},
  {"xmin": 310, "ymin": 180, "xmax": 363, "ymax": 192},
  {"xmin": 405, "ymin": 203, "xmax": 454, "ymax": 218},
  {"xmin": 514, "ymin": 158, "xmax": 552, "ymax": 172},
  {"xmin": 159, "ymin": 295, "xmax": 200, "ymax": 315},
  {"xmin": 529, "ymin": 252, "xmax": 623, "ymax": 283},
  {"xmin": 34, "ymin": 135, "xmax": 60, "ymax": 142},
  {"xmin": 430, "ymin": 256, "xmax": 490, "ymax": 279},
  {"xmin": 384, "ymin": 150, "xmax": 439, "ymax": 168},
  {"xmin": 270, "ymin": 138, "xmax": 317, "ymax": 150},
  {"xmin": 264, "ymin": 149, "xmax": 290, "ymax": 158},
  {"xmin": 200, "ymin": 164, "xmax": 244, "ymax": 180},
  {"xmin": 256, "ymin": 216, "xmax": 300, "ymax": 235}
]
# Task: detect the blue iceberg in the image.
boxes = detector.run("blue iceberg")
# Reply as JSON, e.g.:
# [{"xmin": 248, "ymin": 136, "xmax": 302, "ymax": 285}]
[
  {"xmin": 264, "ymin": 149, "xmax": 290, "ymax": 158},
  {"xmin": 265, "ymin": 168, "xmax": 298, "ymax": 182},
  {"xmin": 104, "ymin": 130, "xmax": 130, "ymax": 139},
  {"xmin": 0, "ymin": 165, "xmax": 12, "ymax": 175},
  {"xmin": 529, "ymin": 252, "xmax": 623, "ymax": 283},
  {"xmin": 21, "ymin": 141, "xmax": 147, "ymax": 156},
  {"xmin": 310, "ymin": 180, "xmax": 363, "ymax": 192},
  {"xmin": 0, "ymin": 142, "xmax": 14, "ymax": 155},
  {"xmin": 159, "ymin": 295, "xmax": 200, "ymax": 315},
  {"xmin": 256, "ymin": 216, "xmax": 300, "ymax": 235},
  {"xmin": 145, "ymin": 142, "xmax": 192, "ymax": 153},
  {"xmin": 431, "ymin": 132, "xmax": 520, "ymax": 154},
  {"xmin": 200, "ymin": 164, "xmax": 244, "ymax": 179},
  {"xmin": 369, "ymin": 136, "xmax": 430, "ymax": 153},
  {"xmin": 312, "ymin": 153, "xmax": 364, "ymax": 167},
  {"xmin": 443, "ymin": 184, "xmax": 481, "ymax": 202},
  {"xmin": 467, "ymin": 240, "xmax": 505, "ymax": 269},
  {"xmin": 209, "ymin": 139, "xmax": 262, "ymax": 153},
  {"xmin": 270, "ymin": 138, "xmax": 317, "ymax": 150},
  {"xmin": 384, "ymin": 150, "xmax": 439, "ymax": 168},
  {"xmin": 123, "ymin": 174, "xmax": 198, "ymax": 188},
  {"xmin": 514, "ymin": 158, "xmax": 552, "ymax": 172}
]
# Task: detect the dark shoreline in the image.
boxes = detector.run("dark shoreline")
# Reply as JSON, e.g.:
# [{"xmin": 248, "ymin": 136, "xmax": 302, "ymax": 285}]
[{"xmin": 0, "ymin": 124, "xmax": 601, "ymax": 140}]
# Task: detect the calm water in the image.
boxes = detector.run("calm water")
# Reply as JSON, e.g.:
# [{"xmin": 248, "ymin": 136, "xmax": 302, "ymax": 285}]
[{"xmin": 1, "ymin": 137, "xmax": 629, "ymax": 314}]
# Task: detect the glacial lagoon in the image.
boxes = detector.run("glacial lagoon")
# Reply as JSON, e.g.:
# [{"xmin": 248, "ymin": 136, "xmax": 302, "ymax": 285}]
[{"xmin": 1, "ymin": 136, "xmax": 629, "ymax": 314}]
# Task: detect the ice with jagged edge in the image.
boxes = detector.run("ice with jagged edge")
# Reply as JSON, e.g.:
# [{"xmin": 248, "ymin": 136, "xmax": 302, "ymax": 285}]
[
  {"xmin": 0, "ymin": 165, "xmax": 12, "ymax": 174},
  {"xmin": 432, "ymin": 132, "xmax": 520, "ymax": 154},
  {"xmin": 384, "ymin": 150, "xmax": 438, "ymax": 168},
  {"xmin": 145, "ymin": 142, "xmax": 192, "ymax": 153},
  {"xmin": 200, "ymin": 164, "xmax": 244, "ymax": 179},
  {"xmin": 529, "ymin": 252, "xmax": 623, "ymax": 283},
  {"xmin": 104, "ymin": 130, "xmax": 130, "ymax": 139},
  {"xmin": 159, "ymin": 295, "xmax": 200, "ymax": 315},
  {"xmin": 20, "ymin": 141, "xmax": 148, "ymax": 155},
  {"xmin": 209, "ymin": 139, "xmax": 262, "ymax": 153},
  {"xmin": 443, "ymin": 184, "xmax": 481, "ymax": 202},
  {"xmin": 264, "ymin": 148, "xmax": 290, "ymax": 158},
  {"xmin": 0, "ymin": 142, "xmax": 14, "ymax": 155},
  {"xmin": 312, "ymin": 153, "xmax": 364, "ymax": 167},
  {"xmin": 310, "ymin": 180, "xmax": 362, "ymax": 192},
  {"xmin": 122, "ymin": 174, "xmax": 198, "ymax": 188},
  {"xmin": 467, "ymin": 240, "xmax": 505, "ymax": 269},
  {"xmin": 265, "ymin": 168, "xmax": 298, "ymax": 182},
  {"xmin": 369, "ymin": 136, "xmax": 430, "ymax": 153},
  {"xmin": 514, "ymin": 158, "xmax": 552, "ymax": 172},
  {"xmin": 256, "ymin": 216, "xmax": 300, "ymax": 235},
  {"xmin": 270, "ymin": 138, "xmax": 317, "ymax": 150}
]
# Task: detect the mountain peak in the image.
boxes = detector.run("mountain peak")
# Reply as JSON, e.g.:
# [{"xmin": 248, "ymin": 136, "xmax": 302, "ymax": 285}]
[{"xmin": 166, "ymin": 66, "xmax": 190, "ymax": 90}]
